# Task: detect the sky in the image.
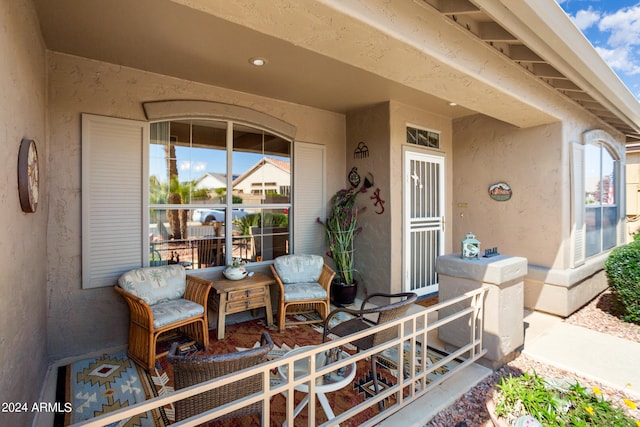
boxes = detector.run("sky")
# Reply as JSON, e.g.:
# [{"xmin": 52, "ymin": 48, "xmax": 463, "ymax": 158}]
[{"xmin": 556, "ymin": 1, "xmax": 640, "ymax": 99}]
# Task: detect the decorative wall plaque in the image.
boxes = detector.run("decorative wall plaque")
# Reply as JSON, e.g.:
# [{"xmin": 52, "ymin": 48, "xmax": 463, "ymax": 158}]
[{"xmin": 489, "ymin": 182, "xmax": 512, "ymax": 201}]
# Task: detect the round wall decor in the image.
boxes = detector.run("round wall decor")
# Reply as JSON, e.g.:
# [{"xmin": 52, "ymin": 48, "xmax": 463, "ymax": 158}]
[
  {"xmin": 488, "ymin": 181, "xmax": 512, "ymax": 201},
  {"xmin": 18, "ymin": 138, "xmax": 39, "ymax": 213}
]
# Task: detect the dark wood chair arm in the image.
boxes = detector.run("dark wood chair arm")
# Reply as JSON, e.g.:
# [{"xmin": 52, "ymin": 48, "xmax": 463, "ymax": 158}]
[
  {"xmin": 114, "ymin": 285, "xmax": 154, "ymax": 330},
  {"xmin": 184, "ymin": 274, "xmax": 213, "ymax": 306}
]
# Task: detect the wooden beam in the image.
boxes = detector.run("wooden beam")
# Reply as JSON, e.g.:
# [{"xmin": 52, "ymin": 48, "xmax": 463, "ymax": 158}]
[
  {"xmin": 509, "ymin": 45, "xmax": 545, "ymax": 62},
  {"xmin": 478, "ymin": 22, "xmax": 517, "ymax": 42},
  {"xmin": 531, "ymin": 63, "xmax": 565, "ymax": 79},
  {"xmin": 562, "ymin": 91, "xmax": 597, "ymax": 102},
  {"xmin": 548, "ymin": 80, "xmax": 582, "ymax": 91},
  {"xmin": 437, "ymin": 0, "xmax": 480, "ymax": 14}
]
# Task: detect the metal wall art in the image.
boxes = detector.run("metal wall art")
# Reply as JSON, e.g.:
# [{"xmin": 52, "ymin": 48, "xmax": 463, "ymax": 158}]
[
  {"xmin": 363, "ymin": 172, "xmax": 374, "ymax": 189},
  {"xmin": 348, "ymin": 167, "xmax": 361, "ymax": 188},
  {"xmin": 489, "ymin": 182, "xmax": 512, "ymax": 201},
  {"xmin": 370, "ymin": 188, "xmax": 385, "ymax": 214},
  {"xmin": 353, "ymin": 141, "xmax": 369, "ymax": 159}
]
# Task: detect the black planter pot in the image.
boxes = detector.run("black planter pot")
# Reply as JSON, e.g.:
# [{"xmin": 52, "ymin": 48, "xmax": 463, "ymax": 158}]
[{"xmin": 331, "ymin": 279, "xmax": 358, "ymax": 306}]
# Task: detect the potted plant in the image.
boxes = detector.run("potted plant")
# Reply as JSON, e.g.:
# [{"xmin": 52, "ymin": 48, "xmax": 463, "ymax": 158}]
[{"xmin": 317, "ymin": 186, "xmax": 365, "ymax": 305}]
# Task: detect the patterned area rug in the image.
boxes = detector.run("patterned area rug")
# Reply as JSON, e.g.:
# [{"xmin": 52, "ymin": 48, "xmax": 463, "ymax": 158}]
[
  {"xmin": 54, "ymin": 316, "xmax": 460, "ymax": 426},
  {"xmin": 54, "ymin": 350, "xmax": 169, "ymax": 427}
]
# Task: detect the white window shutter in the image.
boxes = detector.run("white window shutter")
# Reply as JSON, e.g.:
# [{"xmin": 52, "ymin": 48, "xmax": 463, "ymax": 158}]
[
  {"xmin": 293, "ymin": 142, "xmax": 326, "ymax": 255},
  {"xmin": 82, "ymin": 114, "xmax": 148, "ymax": 288},
  {"xmin": 571, "ymin": 142, "xmax": 586, "ymax": 267}
]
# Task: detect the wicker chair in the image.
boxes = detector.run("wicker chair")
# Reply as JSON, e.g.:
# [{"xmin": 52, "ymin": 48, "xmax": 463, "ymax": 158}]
[
  {"xmin": 115, "ymin": 265, "xmax": 212, "ymax": 371},
  {"xmin": 196, "ymin": 221, "xmax": 224, "ymax": 268},
  {"xmin": 167, "ymin": 332, "xmax": 274, "ymax": 424},
  {"xmin": 322, "ymin": 292, "xmax": 418, "ymax": 409},
  {"xmin": 270, "ymin": 254, "xmax": 336, "ymax": 332}
]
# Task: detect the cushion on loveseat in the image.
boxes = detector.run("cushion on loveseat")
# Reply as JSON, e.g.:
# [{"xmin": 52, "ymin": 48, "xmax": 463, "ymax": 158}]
[
  {"xmin": 117, "ymin": 264, "xmax": 187, "ymax": 305},
  {"xmin": 273, "ymin": 254, "xmax": 324, "ymax": 284}
]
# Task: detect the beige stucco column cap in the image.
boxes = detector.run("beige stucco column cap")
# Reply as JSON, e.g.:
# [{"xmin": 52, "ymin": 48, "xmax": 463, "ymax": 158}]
[{"xmin": 436, "ymin": 254, "xmax": 528, "ymax": 286}]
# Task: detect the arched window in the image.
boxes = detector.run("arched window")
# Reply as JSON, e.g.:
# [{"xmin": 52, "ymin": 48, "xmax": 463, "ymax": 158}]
[
  {"xmin": 583, "ymin": 131, "xmax": 623, "ymax": 257},
  {"xmin": 584, "ymin": 141, "xmax": 618, "ymax": 257},
  {"xmin": 81, "ymin": 102, "xmax": 301, "ymax": 288},
  {"xmin": 148, "ymin": 119, "xmax": 292, "ymax": 269}
]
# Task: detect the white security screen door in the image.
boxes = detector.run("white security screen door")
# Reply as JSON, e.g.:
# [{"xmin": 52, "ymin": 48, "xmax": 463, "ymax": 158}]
[{"xmin": 404, "ymin": 151, "xmax": 445, "ymax": 296}]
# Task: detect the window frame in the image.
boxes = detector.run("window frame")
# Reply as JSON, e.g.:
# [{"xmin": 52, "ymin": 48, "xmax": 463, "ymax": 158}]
[
  {"xmin": 584, "ymin": 142, "xmax": 618, "ymax": 257},
  {"xmin": 572, "ymin": 129, "xmax": 625, "ymax": 267},
  {"xmin": 406, "ymin": 123, "xmax": 440, "ymax": 149},
  {"xmin": 147, "ymin": 118, "xmax": 293, "ymax": 269}
]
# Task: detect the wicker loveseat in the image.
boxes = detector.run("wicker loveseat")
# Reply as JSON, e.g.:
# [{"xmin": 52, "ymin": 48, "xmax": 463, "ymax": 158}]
[
  {"xmin": 115, "ymin": 265, "xmax": 212, "ymax": 371},
  {"xmin": 167, "ymin": 332, "xmax": 274, "ymax": 423}
]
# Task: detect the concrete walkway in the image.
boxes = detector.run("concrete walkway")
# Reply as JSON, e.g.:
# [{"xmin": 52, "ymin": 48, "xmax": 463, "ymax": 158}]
[
  {"xmin": 522, "ymin": 310, "xmax": 640, "ymax": 399},
  {"xmin": 381, "ymin": 309, "xmax": 640, "ymax": 426}
]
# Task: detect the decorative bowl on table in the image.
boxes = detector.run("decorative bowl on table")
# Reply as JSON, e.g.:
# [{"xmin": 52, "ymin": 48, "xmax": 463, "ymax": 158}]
[{"xmin": 223, "ymin": 266, "xmax": 247, "ymax": 280}]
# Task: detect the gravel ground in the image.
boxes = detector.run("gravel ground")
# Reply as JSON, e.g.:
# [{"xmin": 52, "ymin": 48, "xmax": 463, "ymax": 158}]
[{"xmin": 425, "ymin": 289, "xmax": 640, "ymax": 427}]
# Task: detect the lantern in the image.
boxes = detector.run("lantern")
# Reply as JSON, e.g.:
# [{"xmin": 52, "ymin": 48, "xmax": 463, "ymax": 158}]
[{"xmin": 461, "ymin": 232, "xmax": 480, "ymax": 259}]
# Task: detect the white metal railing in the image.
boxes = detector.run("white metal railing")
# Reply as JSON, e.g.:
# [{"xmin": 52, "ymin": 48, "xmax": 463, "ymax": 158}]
[{"xmin": 70, "ymin": 287, "xmax": 488, "ymax": 427}]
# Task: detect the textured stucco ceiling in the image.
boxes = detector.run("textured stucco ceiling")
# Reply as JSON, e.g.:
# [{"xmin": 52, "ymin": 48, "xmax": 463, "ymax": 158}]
[
  {"xmin": 32, "ymin": 0, "xmax": 640, "ymax": 141},
  {"xmin": 33, "ymin": 0, "xmax": 475, "ymax": 118}
]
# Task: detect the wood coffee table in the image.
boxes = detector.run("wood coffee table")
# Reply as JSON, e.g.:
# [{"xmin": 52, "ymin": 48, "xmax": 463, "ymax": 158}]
[{"xmin": 209, "ymin": 272, "xmax": 275, "ymax": 340}]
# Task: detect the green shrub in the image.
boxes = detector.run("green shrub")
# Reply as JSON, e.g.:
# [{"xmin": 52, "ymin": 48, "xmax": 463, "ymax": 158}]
[
  {"xmin": 264, "ymin": 212, "xmax": 288, "ymax": 226},
  {"xmin": 604, "ymin": 238, "xmax": 640, "ymax": 324},
  {"xmin": 234, "ymin": 214, "xmax": 260, "ymax": 237}
]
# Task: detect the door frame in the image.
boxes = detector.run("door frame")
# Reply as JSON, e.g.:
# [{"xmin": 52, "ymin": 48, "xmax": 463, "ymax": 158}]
[{"xmin": 402, "ymin": 150, "xmax": 445, "ymax": 296}]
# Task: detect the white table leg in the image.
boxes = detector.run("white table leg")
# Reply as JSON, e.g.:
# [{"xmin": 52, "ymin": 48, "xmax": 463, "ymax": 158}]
[
  {"xmin": 317, "ymin": 392, "xmax": 337, "ymax": 421},
  {"xmin": 282, "ymin": 395, "xmax": 310, "ymax": 427}
]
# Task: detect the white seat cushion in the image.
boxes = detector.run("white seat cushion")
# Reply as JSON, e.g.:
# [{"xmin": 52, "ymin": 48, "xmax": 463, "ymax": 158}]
[
  {"xmin": 118, "ymin": 265, "xmax": 186, "ymax": 305},
  {"xmin": 283, "ymin": 282, "xmax": 327, "ymax": 301},
  {"xmin": 151, "ymin": 299, "xmax": 204, "ymax": 328},
  {"xmin": 274, "ymin": 255, "xmax": 324, "ymax": 284}
]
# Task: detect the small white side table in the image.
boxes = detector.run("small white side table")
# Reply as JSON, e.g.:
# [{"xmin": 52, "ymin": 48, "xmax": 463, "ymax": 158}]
[{"xmin": 278, "ymin": 346, "xmax": 356, "ymax": 426}]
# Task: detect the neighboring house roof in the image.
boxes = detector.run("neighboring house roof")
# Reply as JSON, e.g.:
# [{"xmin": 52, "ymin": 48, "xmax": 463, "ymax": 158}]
[
  {"xmin": 34, "ymin": 0, "xmax": 640, "ymax": 143},
  {"xmin": 233, "ymin": 157, "xmax": 291, "ymax": 187},
  {"xmin": 194, "ymin": 172, "xmax": 226, "ymax": 190}
]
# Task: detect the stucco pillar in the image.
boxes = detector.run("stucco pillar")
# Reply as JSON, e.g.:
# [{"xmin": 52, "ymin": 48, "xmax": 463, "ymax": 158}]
[{"xmin": 436, "ymin": 253, "xmax": 527, "ymax": 367}]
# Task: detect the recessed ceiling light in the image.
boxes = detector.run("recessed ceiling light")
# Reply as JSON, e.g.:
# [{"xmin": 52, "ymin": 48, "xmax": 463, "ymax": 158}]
[
  {"xmin": 449, "ymin": 102, "xmax": 457, "ymax": 107},
  {"xmin": 249, "ymin": 57, "xmax": 267, "ymax": 66}
]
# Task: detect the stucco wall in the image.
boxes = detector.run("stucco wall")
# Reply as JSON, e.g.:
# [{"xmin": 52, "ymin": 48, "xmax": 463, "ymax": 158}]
[
  {"xmin": 626, "ymin": 152, "xmax": 640, "ymax": 240},
  {"xmin": 346, "ymin": 103, "xmax": 391, "ymax": 297},
  {"xmin": 0, "ymin": 1, "xmax": 48, "ymax": 425},
  {"xmin": 344, "ymin": 101, "xmax": 454, "ymax": 296},
  {"xmin": 452, "ymin": 116, "xmax": 564, "ymax": 268},
  {"xmin": 46, "ymin": 52, "xmax": 346, "ymax": 359},
  {"xmin": 452, "ymin": 107, "xmax": 624, "ymax": 273},
  {"xmin": 451, "ymin": 107, "xmax": 625, "ymax": 316}
]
